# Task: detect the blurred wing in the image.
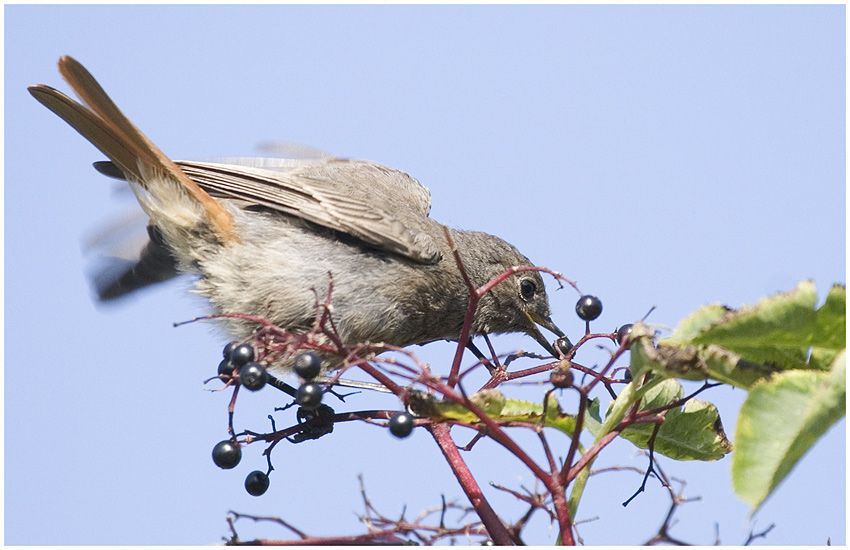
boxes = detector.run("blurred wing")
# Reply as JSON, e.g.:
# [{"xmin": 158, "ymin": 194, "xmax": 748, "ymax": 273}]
[
  {"xmin": 84, "ymin": 214, "xmax": 180, "ymax": 301},
  {"xmin": 177, "ymin": 158, "xmax": 441, "ymax": 264}
]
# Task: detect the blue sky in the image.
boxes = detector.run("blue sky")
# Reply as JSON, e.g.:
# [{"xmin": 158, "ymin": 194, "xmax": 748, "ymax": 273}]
[{"xmin": 5, "ymin": 5, "xmax": 845, "ymax": 545}]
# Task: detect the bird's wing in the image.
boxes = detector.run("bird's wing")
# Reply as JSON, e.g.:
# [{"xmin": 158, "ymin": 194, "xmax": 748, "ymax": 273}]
[{"xmin": 176, "ymin": 159, "xmax": 442, "ymax": 264}]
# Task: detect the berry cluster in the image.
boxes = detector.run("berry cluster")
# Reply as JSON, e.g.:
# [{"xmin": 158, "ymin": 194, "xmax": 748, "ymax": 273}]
[
  {"xmin": 213, "ymin": 346, "xmax": 332, "ymax": 496},
  {"xmin": 293, "ymin": 351, "xmax": 324, "ymax": 411},
  {"xmin": 219, "ymin": 343, "xmax": 268, "ymax": 391},
  {"xmin": 208, "ymin": 293, "xmax": 637, "ymax": 497},
  {"xmin": 549, "ymin": 294, "xmax": 637, "ymax": 389},
  {"xmin": 211, "ymin": 437, "xmax": 270, "ymax": 496}
]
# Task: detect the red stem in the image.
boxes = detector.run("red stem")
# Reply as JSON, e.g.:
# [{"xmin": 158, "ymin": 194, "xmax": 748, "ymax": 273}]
[
  {"xmin": 551, "ymin": 489, "xmax": 575, "ymax": 545},
  {"xmin": 429, "ymin": 423, "xmax": 515, "ymax": 545},
  {"xmin": 432, "ymin": 383, "xmax": 577, "ymax": 545},
  {"xmin": 435, "ymin": 383, "xmax": 554, "ymax": 483},
  {"xmin": 443, "ymin": 226, "xmax": 479, "ymax": 388},
  {"xmin": 559, "ymin": 390, "xmax": 587, "ymax": 486},
  {"xmin": 568, "ymin": 431, "xmax": 619, "ymax": 482}
]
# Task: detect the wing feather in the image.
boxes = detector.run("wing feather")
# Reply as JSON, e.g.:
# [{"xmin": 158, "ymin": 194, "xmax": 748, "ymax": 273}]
[{"xmin": 177, "ymin": 160, "xmax": 442, "ymax": 264}]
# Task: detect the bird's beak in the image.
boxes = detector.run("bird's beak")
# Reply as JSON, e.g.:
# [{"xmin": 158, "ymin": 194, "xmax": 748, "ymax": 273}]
[{"xmin": 525, "ymin": 311, "xmax": 564, "ymax": 357}]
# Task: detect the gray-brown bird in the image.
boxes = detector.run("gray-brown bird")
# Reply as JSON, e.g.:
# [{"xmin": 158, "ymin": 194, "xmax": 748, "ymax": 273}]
[{"xmin": 29, "ymin": 56, "xmax": 564, "ymax": 370}]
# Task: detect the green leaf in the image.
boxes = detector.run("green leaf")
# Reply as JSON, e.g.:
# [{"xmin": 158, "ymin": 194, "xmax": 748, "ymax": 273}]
[
  {"xmin": 620, "ymin": 396, "xmax": 733, "ymax": 461},
  {"xmin": 669, "ymin": 303, "xmax": 729, "ymax": 342},
  {"xmin": 434, "ymin": 388, "xmax": 506, "ymax": 420},
  {"xmin": 810, "ymin": 284, "xmax": 847, "ymax": 369},
  {"xmin": 636, "ymin": 377, "xmax": 684, "ymax": 409},
  {"xmin": 497, "ymin": 393, "xmax": 578, "ymax": 436},
  {"xmin": 689, "ymin": 281, "xmax": 831, "ymax": 370},
  {"xmin": 583, "ymin": 397, "xmax": 603, "ymax": 438},
  {"xmin": 588, "ymin": 376, "xmax": 732, "ymax": 461},
  {"xmin": 634, "ymin": 282, "xmax": 846, "ymax": 389},
  {"xmin": 431, "ymin": 390, "xmax": 578, "ymax": 436},
  {"xmin": 732, "ymin": 350, "xmax": 846, "ymax": 511},
  {"xmin": 610, "ymin": 378, "xmax": 733, "ymax": 461}
]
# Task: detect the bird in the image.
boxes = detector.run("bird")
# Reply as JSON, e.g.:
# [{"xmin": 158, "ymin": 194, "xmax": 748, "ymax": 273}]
[{"xmin": 29, "ymin": 56, "xmax": 564, "ymax": 370}]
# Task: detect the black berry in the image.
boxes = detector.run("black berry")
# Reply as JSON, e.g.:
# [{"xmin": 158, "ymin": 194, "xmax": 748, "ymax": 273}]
[
  {"xmin": 295, "ymin": 382, "xmax": 324, "ymax": 410},
  {"xmin": 223, "ymin": 342, "xmax": 235, "ymax": 359},
  {"xmin": 218, "ymin": 359, "xmax": 235, "ymax": 377},
  {"xmin": 555, "ymin": 336, "xmax": 573, "ymax": 357},
  {"xmin": 576, "ymin": 295, "xmax": 602, "ymax": 321},
  {"xmin": 245, "ymin": 470, "xmax": 270, "ymax": 496},
  {"xmin": 230, "ymin": 343, "xmax": 255, "ymax": 367},
  {"xmin": 388, "ymin": 411, "xmax": 415, "ymax": 438},
  {"xmin": 293, "ymin": 352, "xmax": 322, "ymax": 380},
  {"xmin": 615, "ymin": 324, "xmax": 633, "ymax": 347},
  {"xmin": 239, "ymin": 362, "xmax": 268, "ymax": 391},
  {"xmin": 622, "ymin": 368, "xmax": 632, "ymax": 382},
  {"xmin": 212, "ymin": 440, "xmax": 241, "ymax": 469}
]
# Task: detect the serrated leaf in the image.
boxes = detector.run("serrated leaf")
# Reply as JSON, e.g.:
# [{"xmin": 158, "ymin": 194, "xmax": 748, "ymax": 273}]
[
  {"xmin": 636, "ymin": 282, "xmax": 845, "ymax": 389},
  {"xmin": 667, "ymin": 303, "xmax": 730, "ymax": 343},
  {"xmin": 732, "ymin": 350, "xmax": 846, "ymax": 512},
  {"xmin": 434, "ymin": 389, "xmax": 506, "ymax": 420},
  {"xmin": 500, "ymin": 393, "xmax": 578, "ymax": 435},
  {"xmin": 431, "ymin": 391, "xmax": 578, "ymax": 435},
  {"xmin": 690, "ymin": 281, "xmax": 819, "ymax": 369}
]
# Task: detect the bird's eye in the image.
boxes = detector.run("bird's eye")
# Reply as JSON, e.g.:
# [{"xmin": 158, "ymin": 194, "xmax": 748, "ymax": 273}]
[{"xmin": 520, "ymin": 278, "xmax": 536, "ymax": 300}]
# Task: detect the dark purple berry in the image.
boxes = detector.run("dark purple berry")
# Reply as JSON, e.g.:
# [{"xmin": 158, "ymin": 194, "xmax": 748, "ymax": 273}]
[
  {"xmin": 245, "ymin": 470, "xmax": 269, "ymax": 496},
  {"xmin": 293, "ymin": 352, "xmax": 322, "ymax": 380},
  {"xmin": 576, "ymin": 295, "xmax": 602, "ymax": 321},
  {"xmin": 555, "ymin": 336, "xmax": 573, "ymax": 357},
  {"xmin": 223, "ymin": 342, "xmax": 235, "ymax": 359},
  {"xmin": 230, "ymin": 343, "xmax": 255, "ymax": 367},
  {"xmin": 295, "ymin": 382, "xmax": 324, "ymax": 411},
  {"xmin": 388, "ymin": 411, "xmax": 415, "ymax": 438},
  {"xmin": 218, "ymin": 359, "xmax": 235, "ymax": 377},
  {"xmin": 615, "ymin": 324, "xmax": 633, "ymax": 347},
  {"xmin": 622, "ymin": 368, "xmax": 632, "ymax": 382},
  {"xmin": 212, "ymin": 440, "xmax": 241, "ymax": 469},
  {"xmin": 239, "ymin": 362, "xmax": 268, "ymax": 391}
]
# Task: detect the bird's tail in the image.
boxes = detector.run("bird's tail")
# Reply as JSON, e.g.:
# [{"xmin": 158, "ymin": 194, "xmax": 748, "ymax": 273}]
[{"xmin": 28, "ymin": 56, "xmax": 237, "ymax": 250}]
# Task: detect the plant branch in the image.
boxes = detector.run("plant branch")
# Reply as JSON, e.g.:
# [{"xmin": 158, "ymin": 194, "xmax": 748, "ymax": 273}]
[{"xmin": 428, "ymin": 423, "xmax": 515, "ymax": 545}]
